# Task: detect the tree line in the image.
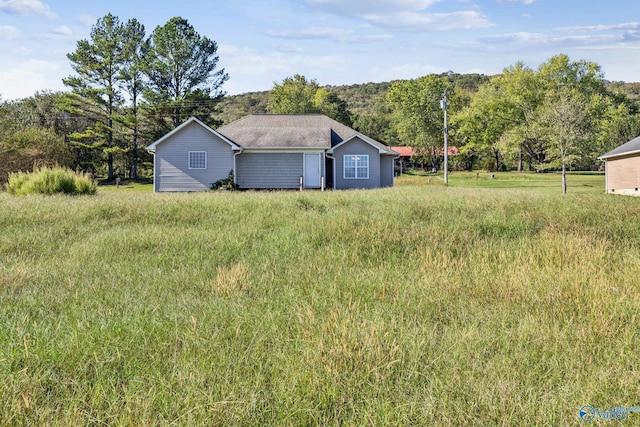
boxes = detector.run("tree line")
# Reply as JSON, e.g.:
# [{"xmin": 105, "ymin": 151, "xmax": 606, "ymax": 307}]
[
  {"xmin": 1, "ymin": 12, "xmax": 639, "ymax": 186},
  {"xmin": 224, "ymin": 59, "xmax": 639, "ymax": 191}
]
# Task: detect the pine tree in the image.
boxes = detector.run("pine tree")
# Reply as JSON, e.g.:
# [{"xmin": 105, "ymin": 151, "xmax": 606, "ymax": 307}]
[{"xmin": 63, "ymin": 13, "xmax": 125, "ymax": 180}]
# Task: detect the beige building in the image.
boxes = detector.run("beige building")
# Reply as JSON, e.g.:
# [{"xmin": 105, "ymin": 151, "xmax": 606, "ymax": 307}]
[{"xmin": 599, "ymin": 136, "xmax": 640, "ymax": 196}]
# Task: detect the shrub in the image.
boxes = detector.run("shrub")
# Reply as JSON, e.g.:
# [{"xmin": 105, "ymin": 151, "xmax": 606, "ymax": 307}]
[
  {"xmin": 5, "ymin": 166, "xmax": 97, "ymax": 195},
  {"xmin": 210, "ymin": 170, "xmax": 238, "ymax": 191}
]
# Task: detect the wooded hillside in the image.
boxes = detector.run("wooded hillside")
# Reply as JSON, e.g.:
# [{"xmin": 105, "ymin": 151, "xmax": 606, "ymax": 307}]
[{"xmin": 216, "ymin": 73, "xmax": 493, "ymax": 125}]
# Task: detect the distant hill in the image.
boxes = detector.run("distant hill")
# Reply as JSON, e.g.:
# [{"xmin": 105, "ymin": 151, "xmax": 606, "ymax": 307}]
[
  {"xmin": 216, "ymin": 75, "xmax": 640, "ymax": 126},
  {"xmin": 606, "ymin": 81, "xmax": 640, "ymax": 100}
]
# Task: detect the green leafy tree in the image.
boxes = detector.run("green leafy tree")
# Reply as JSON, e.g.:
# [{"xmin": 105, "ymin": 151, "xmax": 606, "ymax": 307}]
[
  {"xmin": 267, "ymin": 75, "xmax": 320, "ymax": 115},
  {"xmin": 353, "ymin": 111, "xmax": 393, "ymax": 145},
  {"xmin": 267, "ymin": 75, "xmax": 353, "ymax": 126},
  {"xmin": 313, "ymin": 88, "xmax": 353, "ymax": 126},
  {"xmin": 63, "ymin": 13, "xmax": 125, "ymax": 180},
  {"xmin": 454, "ymin": 54, "xmax": 636, "ymax": 176},
  {"xmin": 386, "ymin": 75, "xmax": 449, "ymax": 168},
  {"xmin": 145, "ymin": 17, "xmax": 228, "ymax": 133},
  {"xmin": 454, "ymin": 83, "xmax": 511, "ymax": 171},
  {"xmin": 538, "ymin": 89, "xmax": 591, "ymax": 193}
]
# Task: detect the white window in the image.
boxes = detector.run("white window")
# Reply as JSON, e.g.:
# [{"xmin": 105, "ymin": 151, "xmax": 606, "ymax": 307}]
[
  {"xmin": 188, "ymin": 151, "xmax": 207, "ymax": 169},
  {"xmin": 344, "ymin": 154, "xmax": 369, "ymax": 179}
]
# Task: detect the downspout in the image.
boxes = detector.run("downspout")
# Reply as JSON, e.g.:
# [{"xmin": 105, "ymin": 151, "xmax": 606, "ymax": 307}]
[{"xmin": 325, "ymin": 153, "xmax": 336, "ymax": 190}]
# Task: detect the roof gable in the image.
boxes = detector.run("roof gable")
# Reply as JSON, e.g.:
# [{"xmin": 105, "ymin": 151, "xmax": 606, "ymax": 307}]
[
  {"xmin": 600, "ymin": 135, "xmax": 640, "ymax": 160},
  {"xmin": 146, "ymin": 117, "xmax": 242, "ymax": 152},
  {"xmin": 327, "ymin": 134, "xmax": 398, "ymax": 155}
]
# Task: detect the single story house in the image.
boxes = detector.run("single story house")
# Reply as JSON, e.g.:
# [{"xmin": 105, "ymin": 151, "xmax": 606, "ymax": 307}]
[
  {"xmin": 599, "ymin": 135, "xmax": 640, "ymax": 196},
  {"xmin": 146, "ymin": 114, "xmax": 399, "ymax": 192}
]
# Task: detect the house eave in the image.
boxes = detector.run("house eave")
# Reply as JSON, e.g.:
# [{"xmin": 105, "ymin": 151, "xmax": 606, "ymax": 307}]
[
  {"xmin": 241, "ymin": 147, "xmax": 328, "ymax": 152},
  {"xmin": 599, "ymin": 149, "xmax": 640, "ymax": 160}
]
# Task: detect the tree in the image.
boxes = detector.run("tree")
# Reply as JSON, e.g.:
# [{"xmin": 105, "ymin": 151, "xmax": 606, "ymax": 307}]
[
  {"xmin": 313, "ymin": 88, "xmax": 353, "ymax": 126},
  {"xmin": 268, "ymin": 74, "xmax": 319, "ymax": 115},
  {"xmin": 145, "ymin": 17, "xmax": 228, "ymax": 132},
  {"xmin": 63, "ymin": 13, "xmax": 125, "ymax": 180},
  {"xmin": 386, "ymin": 75, "xmax": 449, "ymax": 168},
  {"xmin": 117, "ymin": 18, "xmax": 147, "ymax": 180},
  {"xmin": 538, "ymin": 89, "xmax": 590, "ymax": 193},
  {"xmin": 453, "ymin": 54, "xmax": 636, "ymax": 175},
  {"xmin": 0, "ymin": 127, "xmax": 73, "ymax": 184},
  {"xmin": 267, "ymin": 75, "xmax": 354, "ymax": 126},
  {"xmin": 454, "ymin": 83, "xmax": 511, "ymax": 171}
]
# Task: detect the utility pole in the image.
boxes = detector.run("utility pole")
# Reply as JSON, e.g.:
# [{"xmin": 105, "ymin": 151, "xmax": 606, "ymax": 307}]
[{"xmin": 440, "ymin": 89, "xmax": 449, "ymax": 185}]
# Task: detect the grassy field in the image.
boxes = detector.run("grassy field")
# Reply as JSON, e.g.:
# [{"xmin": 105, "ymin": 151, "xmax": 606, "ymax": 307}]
[{"xmin": 2, "ymin": 172, "xmax": 640, "ymax": 425}]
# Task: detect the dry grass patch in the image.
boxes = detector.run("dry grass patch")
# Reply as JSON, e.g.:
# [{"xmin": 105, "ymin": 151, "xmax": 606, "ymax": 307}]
[{"xmin": 210, "ymin": 262, "xmax": 252, "ymax": 298}]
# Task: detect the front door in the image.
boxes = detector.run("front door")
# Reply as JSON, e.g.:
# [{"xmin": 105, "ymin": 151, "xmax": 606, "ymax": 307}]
[{"xmin": 304, "ymin": 153, "xmax": 321, "ymax": 188}]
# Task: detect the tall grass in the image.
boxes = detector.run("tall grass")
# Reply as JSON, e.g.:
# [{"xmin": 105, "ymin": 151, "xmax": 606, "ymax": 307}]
[
  {"xmin": 5, "ymin": 166, "xmax": 97, "ymax": 195},
  {"xmin": 1, "ymin": 178, "xmax": 639, "ymax": 425}
]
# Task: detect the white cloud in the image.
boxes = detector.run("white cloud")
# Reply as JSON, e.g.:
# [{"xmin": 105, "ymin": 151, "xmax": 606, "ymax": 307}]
[
  {"xmin": 478, "ymin": 23, "xmax": 639, "ymax": 51},
  {"xmin": 266, "ymin": 27, "xmax": 392, "ymax": 43},
  {"xmin": 308, "ymin": 0, "xmax": 441, "ymax": 16},
  {"xmin": 0, "ymin": 0, "xmax": 56, "ymax": 18},
  {"xmin": 365, "ymin": 10, "xmax": 493, "ymax": 31},
  {"xmin": 276, "ymin": 43, "xmax": 303, "ymax": 53},
  {"xmin": 0, "ymin": 25, "xmax": 20, "ymax": 40},
  {"xmin": 267, "ymin": 27, "xmax": 353, "ymax": 40},
  {"xmin": 14, "ymin": 46, "xmax": 30, "ymax": 55},
  {"xmin": 308, "ymin": 0, "xmax": 491, "ymax": 32},
  {"xmin": 52, "ymin": 25, "xmax": 72, "ymax": 36},
  {"xmin": 0, "ymin": 59, "xmax": 67, "ymax": 101},
  {"xmin": 76, "ymin": 13, "xmax": 96, "ymax": 26},
  {"xmin": 497, "ymin": 0, "xmax": 535, "ymax": 4},
  {"xmin": 219, "ymin": 43, "xmax": 349, "ymax": 94},
  {"xmin": 561, "ymin": 22, "xmax": 640, "ymax": 33}
]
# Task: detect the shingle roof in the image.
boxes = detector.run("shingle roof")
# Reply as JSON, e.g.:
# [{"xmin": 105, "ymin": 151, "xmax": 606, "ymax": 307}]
[
  {"xmin": 600, "ymin": 135, "xmax": 640, "ymax": 160},
  {"xmin": 216, "ymin": 114, "xmax": 395, "ymax": 154}
]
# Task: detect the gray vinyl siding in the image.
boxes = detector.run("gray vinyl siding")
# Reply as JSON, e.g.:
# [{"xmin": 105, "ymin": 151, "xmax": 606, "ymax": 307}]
[
  {"xmin": 380, "ymin": 155, "xmax": 395, "ymax": 187},
  {"xmin": 236, "ymin": 152, "xmax": 303, "ymax": 189},
  {"xmin": 333, "ymin": 138, "xmax": 381, "ymax": 190},
  {"xmin": 154, "ymin": 122, "xmax": 235, "ymax": 192}
]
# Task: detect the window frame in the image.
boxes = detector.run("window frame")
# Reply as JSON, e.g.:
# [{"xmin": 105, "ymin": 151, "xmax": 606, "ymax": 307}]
[
  {"xmin": 343, "ymin": 154, "xmax": 369, "ymax": 180},
  {"xmin": 188, "ymin": 151, "xmax": 207, "ymax": 170}
]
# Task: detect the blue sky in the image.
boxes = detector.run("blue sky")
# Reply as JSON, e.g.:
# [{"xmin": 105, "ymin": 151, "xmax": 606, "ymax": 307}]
[{"xmin": 0, "ymin": 0, "xmax": 639, "ymax": 101}]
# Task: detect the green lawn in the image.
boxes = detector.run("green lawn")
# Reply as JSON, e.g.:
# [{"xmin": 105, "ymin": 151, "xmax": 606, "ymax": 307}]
[
  {"xmin": 2, "ymin": 173, "xmax": 639, "ymax": 425},
  {"xmin": 398, "ymin": 170, "xmax": 606, "ymax": 194}
]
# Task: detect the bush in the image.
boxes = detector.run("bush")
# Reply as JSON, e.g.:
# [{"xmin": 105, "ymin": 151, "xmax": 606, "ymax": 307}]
[
  {"xmin": 210, "ymin": 170, "xmax": 238, "ymax": 191},
  {"xmin": 5, "ymin": 166, "xmax": 97, "ymax": 195}
]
